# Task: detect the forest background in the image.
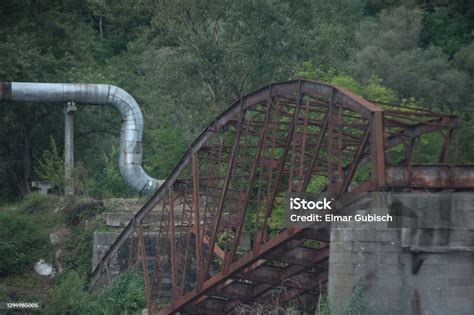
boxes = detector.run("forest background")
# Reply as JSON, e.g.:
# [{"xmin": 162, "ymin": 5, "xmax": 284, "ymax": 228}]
[{"xmin": 0, "ymin": 0, "xmax": 473, "ymax": 201}]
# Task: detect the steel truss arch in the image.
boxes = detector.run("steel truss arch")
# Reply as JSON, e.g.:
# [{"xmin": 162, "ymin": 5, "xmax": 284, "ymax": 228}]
[{"xmin": 90, "ymin": 79, "xmax": 473, "ymax": 314}]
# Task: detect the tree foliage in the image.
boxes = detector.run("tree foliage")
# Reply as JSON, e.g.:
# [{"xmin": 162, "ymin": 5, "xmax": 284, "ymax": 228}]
[
  {"xmin": 352, "ymin": 6, "xmax": 471, "ymax": 111},
  {"xmin": 0, "ymin": 0, "xmax": 473, "ymax": 201}
]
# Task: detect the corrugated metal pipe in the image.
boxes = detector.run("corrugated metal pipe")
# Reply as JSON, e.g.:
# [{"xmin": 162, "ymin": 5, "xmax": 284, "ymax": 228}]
[{"xmin": 0, "ymin": 82, "xmax": 162, "ymax": 194}]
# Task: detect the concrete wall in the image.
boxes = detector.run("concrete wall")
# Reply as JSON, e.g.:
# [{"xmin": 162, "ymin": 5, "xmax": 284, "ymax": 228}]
[{"xmin": 328, "ymin": 199, "xmax": 474, "ymax": 315}]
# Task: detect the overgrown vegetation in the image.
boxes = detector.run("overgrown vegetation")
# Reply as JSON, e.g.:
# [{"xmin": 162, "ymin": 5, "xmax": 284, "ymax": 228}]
[
  {"xmin": 36, "ymin": 137, "xmax": 65, "ymax": 194},
  {"xmin": 60, "ymin": 199, "xmax": 106, "ymax": 277},
  {"xmin": 0, "ymin": 193, "xmax": 119, "ymax": 308},
  {"xmin": 0, "ymin": 211, "xmax": 50, "ymax": 276},
  {"xmin": 97, "ymin": 269, "xmax": 146, "ymax": 314},
  {"xmin": 47, "ymin": 272, "xmax": 97, "ymax": 315},
  {"xmin": 46, "ymin": 270, "xmax": 145, "ymax": 315},
  {"xmin": 0, "ymin": 193, "xmax": 65, "ymax": 277}
]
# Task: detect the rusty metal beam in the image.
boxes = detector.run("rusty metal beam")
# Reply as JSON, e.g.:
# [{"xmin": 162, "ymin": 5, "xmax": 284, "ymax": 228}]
[
  {"xmin": 386, "ymin": 165, "xmax": 474, "ymax": 189},
  {"xmin": 371, "ymin": 111, "xmax": 386, "ymax": 188}
]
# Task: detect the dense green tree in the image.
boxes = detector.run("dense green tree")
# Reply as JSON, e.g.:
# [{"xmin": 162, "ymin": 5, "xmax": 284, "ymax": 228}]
[
  {"xmin": 0, "ymin": 0, "xmax": 101, "ymax": 199},
  {"xmin": 351, "ymin": 6, "xmax": 472, "ymax": 111}
]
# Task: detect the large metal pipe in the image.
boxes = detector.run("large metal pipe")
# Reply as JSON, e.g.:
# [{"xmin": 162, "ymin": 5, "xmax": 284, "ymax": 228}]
[{"xmin": 0, "ymin": 82, "xmax": 162, "ymax": 194}]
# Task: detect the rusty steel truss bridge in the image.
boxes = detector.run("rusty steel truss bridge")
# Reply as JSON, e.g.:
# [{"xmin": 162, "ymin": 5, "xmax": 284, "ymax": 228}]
[{"xmin": 89, "ymin": 79, "xmax": 474, "ymax": 314}]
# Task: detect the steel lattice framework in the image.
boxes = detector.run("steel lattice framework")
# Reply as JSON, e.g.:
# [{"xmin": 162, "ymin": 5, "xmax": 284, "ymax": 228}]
[{"xmin": 89, "ymin": 79, "xmax": 474, "ymax": 314}]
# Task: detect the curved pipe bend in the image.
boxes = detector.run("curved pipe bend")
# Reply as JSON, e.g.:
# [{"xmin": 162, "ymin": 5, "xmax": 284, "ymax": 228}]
[{"xmin": 1, "ymin": 82, "xmax": 162, "ymax": 194}]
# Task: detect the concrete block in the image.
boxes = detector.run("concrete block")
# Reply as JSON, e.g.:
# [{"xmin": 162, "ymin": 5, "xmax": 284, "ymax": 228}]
[
  {"xmin": 448, "ymin": 277, "xmax": 474, "ymax": 287},
  {"xmin": 445, "ymin": 263, "xmax": 472, "ymax": 277},
  {"xmin": 380, "ymin": 298, "xmax": 402, "ymax": 311},
  {"xmin": 414, "ymin": 263, "xmax": 447, "ymax": 276},
  {"xmin": 380, "ymin": 253, "xmax": 401, "ymax": 265},
  {"xmin": 378, "ymin": 241, "xmax": 401, "ymax": 253},
  {"xmin": 330, "ymin": 252, "xmax": 354, "ymax": 264},
  {"xmin": 330, "ymin": 241, "xmax": 354, "ymax": 253},
  {"xmin": 375, "ymin": 265, "xmax": 404, "ymax": 277},
  {"xmin": 422, "ymin": 254, "xmax": 448, "ymax": 265},
  {"xmin": 330, "ymin": 274, "xmax": 355, "ymax": 286},
  {"xmin": 94, "ymin": 231, "xmax": 120, "ymax": 245},
  {"xmin": 379, "ymin": 230, "xmax": 399, "ymax": 242},
  {"xmin": 330, "ymin": 263, "xmax": 355, "ymax": 275},
  {"xmin": 104, "ymin": 212, "xmax": 133, "ymax": 227},
  {"xmin": 447, "ymin": 252, "xmax": 474, "ymax": 264},
  {"xmin": 353, "ymin": 242, "xmax": 378, "ymax": 253},
  {"xmin": 428, "ymin": 285, "xmax": 451, "ymax": 297},
  {"xmin": 331, "ymin": 229, "xmax": 355, "ymax": 242},
  {"xmin": 353, "ymin": 230, "xmax": 376, "ymax": 242},
  {"xmin": 445, "ymin": 297, "xmax": 473, "ymax": 315},
  {"xmin": 328, "ymin": 284, "xmax": 353, "ymax": 297},
  {"xmin": 451, "ymin": 287, "xmax": 474, "ymax": 298},
  {"xmin": 376, "ymin": 275, "xmax": 403, "ymax": 288}
]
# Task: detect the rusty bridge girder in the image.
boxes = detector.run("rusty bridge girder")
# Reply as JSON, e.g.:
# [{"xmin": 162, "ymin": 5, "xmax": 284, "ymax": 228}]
[{"xmin": 89, "ymin": 79, "xmax": 474, "ymax": 314}]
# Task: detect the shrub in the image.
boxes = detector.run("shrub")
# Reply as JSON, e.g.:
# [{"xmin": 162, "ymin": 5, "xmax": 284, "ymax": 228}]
[
  {"xmin": 35, "ymin": 136, "xmax": 65, "ymax": 192},
  {"xmin": 62, "ymin": 199, "xmax": 105, "ymax": 226},
  {"xmin": 98, "ymin": 269, "xmax": 146, "ymax": 314},
  {"xmin": 47, "ymin": 270, "xmax": 146, "ymax": 315},
  {"xmin": 47, "ymin": 271, "xmax": 98, "ymax": 315},
  {"xmin": 89, "ymin": 145, "xmax": 135, "ymax": 198},
  {"xmin": 61, "ymin": 225, "xmax": 94, "ymax": 277},
  {"xmin": 19, "ymin": 193, "xmax": 57, "ymax": 214},
  {"xmin": 0, "ymin": 211, "xmax": 50, "ymax": 276}
]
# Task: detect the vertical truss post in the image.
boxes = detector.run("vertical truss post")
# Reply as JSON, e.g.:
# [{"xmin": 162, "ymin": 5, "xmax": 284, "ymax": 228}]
[
  {"xmin": 289, "ymin": 99, "xmax": 298, "ymax": 193},
  {"xmin": 169, "ymin": 189, "xmax": 179, "ymax": 300},
  {"xmin": 297, "ymin": 99, "xmax": 310, "ymax": 192},
  {"xmin": 151, "ymin": 202, "xmax": 169, "ymax": 305},
  {"xmin": 128, "ymin": 217, "xmax": 136, "ymax": 269},
  {"xmin": 327, "ymin": 88, "xmax": 335, "ymax": 192},
  {"xmin": 138, "ymin": 225, "xmax": 153, "ymax": 313},
  {"xmin": 439, "ymin": 128, "xmax": 454, "ymax": 164},
  {"xmin": 337, "ymin": 100, "xmax": 344, "ymax": 180},
  {"xmin": 371, "ymin": 110, "xmax": 386, "ymax": 188},
  {"xmin": 192, "ymin": 154, "xmax": 203, "ymax": 289}
]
